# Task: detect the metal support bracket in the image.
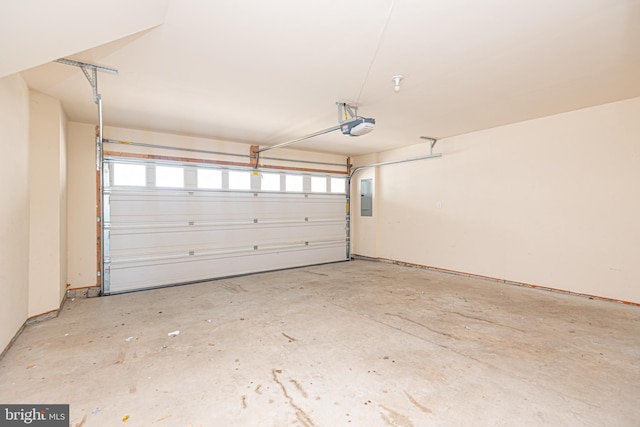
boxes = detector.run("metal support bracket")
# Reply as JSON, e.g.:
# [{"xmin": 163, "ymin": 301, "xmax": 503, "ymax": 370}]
[
  {"xmin": 420, "ymin": 136, "xmax": 438, "ymax": 155},
  {"xmin": 55, "ymin": 58, "xmax": 118, "ymax": 105},
  {"xmin": 337, "ymin": 102, "xmax": 359, "ymax": 124},
  {"xmin": 83, "ymin": 66, "xmax": 98, "ymax": 103}
]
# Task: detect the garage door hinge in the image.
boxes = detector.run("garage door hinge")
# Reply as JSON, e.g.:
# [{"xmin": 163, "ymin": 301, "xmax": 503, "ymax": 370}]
[
  {"xmin": 253, "ymin": 219, "xmax": 258, "ymax": 223},
  {"xmin": 189, "ymin": 251, "xmax": 195, "ymax": 256},
  {"xmin": 254, "ymin": 245, "xmax": 258, "ymax": 250},
  {"xmin": 188, "ymin": 221, "xmax": 195, "ymax": 226}
]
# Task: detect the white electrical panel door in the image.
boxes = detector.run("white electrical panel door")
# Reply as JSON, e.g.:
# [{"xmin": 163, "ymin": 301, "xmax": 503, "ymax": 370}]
[{"xmin": 103, "ymin": 159, "xmax": 347, "ymax": 294}]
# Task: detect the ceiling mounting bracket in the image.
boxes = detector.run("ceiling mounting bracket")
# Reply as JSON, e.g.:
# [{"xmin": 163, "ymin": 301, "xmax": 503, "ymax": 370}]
[
  {"xmin": 420, "ymin": 136, "xmax": 438, "ymax": 155},
  {"xmin": 54, "ymin": 58, "xmax": 118, "ymax": 104},
  {"xmin": 337, "ymin": 102, "xmax": 359, "ymax": 124}
]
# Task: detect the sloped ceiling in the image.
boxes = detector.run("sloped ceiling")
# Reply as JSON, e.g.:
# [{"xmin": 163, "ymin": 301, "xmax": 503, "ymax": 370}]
[
  {"xmin": 0, "ymin": 0, "xmax": 169, "ymax": 77},
  {"xmin": 14, "ymin": 0, "xmax": 640, "ymax": 156}
]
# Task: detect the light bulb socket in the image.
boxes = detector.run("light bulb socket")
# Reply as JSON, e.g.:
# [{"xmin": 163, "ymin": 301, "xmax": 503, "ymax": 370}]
[{"xmin": 391, "ymin": 75, "xmax": 404, "ymax": 93}]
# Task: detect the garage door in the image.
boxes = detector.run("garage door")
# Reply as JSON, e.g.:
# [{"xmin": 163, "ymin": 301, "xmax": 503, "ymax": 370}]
[{"xmin": 102, "ymin": 157, "xmax": 348, "ymax": 294}]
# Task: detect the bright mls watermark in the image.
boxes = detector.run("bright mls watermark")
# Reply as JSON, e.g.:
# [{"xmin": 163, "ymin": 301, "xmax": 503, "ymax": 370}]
[{"xmin": 0, "ymin": 405, "xmax": 68, "ymax": 426}]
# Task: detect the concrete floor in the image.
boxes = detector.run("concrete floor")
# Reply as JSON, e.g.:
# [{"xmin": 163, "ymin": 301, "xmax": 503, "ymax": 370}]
[{"xmin": 1, "ymin": 260, "xmax": 639, "ymax": 427}]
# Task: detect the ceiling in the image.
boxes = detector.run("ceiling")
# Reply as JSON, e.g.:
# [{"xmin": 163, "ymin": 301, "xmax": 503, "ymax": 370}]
[{"xmin": 13, "ymin": 0, "xmax": 640, "ymax": 156}]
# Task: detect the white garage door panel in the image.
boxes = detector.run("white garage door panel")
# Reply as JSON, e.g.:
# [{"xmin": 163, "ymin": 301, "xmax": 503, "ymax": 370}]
[
  {"xmin": 103, "ymin": 159, "xmax": 348, "ymax": 294},
  {"xmin": 108, "ymin": 192, "xmax": 343, "ymax": 222},
  {"xmin": 107, "ymin": 244, "xmax": 344, "ymax": 293},
  {"xmin": 109, "ymin": 223, "xmax": 345, "ymax": 254},
  {"xmin": 119, "ymin": 199, "xmax": 342, "ymax": 216}
]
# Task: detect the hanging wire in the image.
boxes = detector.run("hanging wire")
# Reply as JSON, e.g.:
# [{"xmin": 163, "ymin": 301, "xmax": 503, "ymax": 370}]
[{"xmin": 355, "ymin": 0, "xmax": 396, "ymax": 104}]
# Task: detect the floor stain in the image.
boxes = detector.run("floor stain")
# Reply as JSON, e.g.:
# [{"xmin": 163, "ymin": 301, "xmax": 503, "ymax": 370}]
[
  {"xmin": 372, "ymin": 315, "xmax": 489, "ymax": 366},
  {"xmin": 219, "ymin": 281, "xmax": 248, "ymax": 293},
  {"xmin": 282, "ymin": 333, "xmax": 297, "ymax": 342},
  {"xmin": 379, "ymin": 404, "xmax": 414, "ymax": 427},
  {"xmin": 241, "ymin": 395, "xmax": 247, "ymax": 409},
  {"xmin": 304, "ymin": 271, "xmax": 328, "ymax": 277},
  {"xmin": 152, "ymin": 414, "xmax": 172, "ymax": 423},
  {"xmin": 404, "ymin": 391, "xmax": 432, "ymax": 414},
  {"xmin": 449, "ymin": 311, "xmax": 526, "ymax": 333},
  {"xmin": 75, "ymin": 413, "xmax": 87, "ymax": 427},
  {"xmin": 272, "ymin": 369, "xmax": 316, "ymax": 427},
  {"xmin": 289, "ymin": 379, "xmax": 308, "ymax": 398},
  {"xmin": 115, "ymin": 350, "xmax": 126, "ymax": 364},
  {"xmin": 129, "ymin": 385, "xmax": 137, "ymax": 394},
  {"xmin": 385, "ymin": 313, "xmax": 459, "ymax": 340},
  {"xmin": 255, "ymin": 384, "xmax": 262, "ymax": 395}
]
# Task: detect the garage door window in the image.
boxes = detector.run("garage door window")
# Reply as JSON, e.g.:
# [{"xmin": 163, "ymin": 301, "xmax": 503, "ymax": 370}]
[
  {"xmin": 229, "ymin": 170, "xmax": 251, "ymax": 190},
  {"xmin": 330, "ymin": 177, "xmax": 345, "ymax": 193},
  {"xmin": 113, "ymin": 163, "xmax": 146, "ymax": 187},
  {"xmin": 197, "ymin": 169, "xmax": 222, "ymax": 189},
  {"xmin": 285, "ymin": 175, "xmax": 303, "ymax": 192},
  {"xmin": 261, "ymin": 173, "xmax": 281, "ymax": 191},
  {"xmin": 311, "ymin": 176, "xmax": 327, "ymax": 193},
  {"xmin": 156, "ymin": 166, "xmax": 184, "ymax": 188}
]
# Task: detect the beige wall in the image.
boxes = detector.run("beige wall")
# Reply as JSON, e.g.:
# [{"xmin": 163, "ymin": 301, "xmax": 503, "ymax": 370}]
[
  {"xmin": 0, "ymin": 74, "xmax": 30, "ymax": 350},
  {"xmin": 350, "ymin": 153, "xmax": 378, "ymax": 257},
  {"xmin": 352, "ymin": 96, "xmax": 640, "ymax": 304},
  {"xmin": 28, "ymin": 90, "xmax": 68, "ymax": 316},
  {"xmin": 66, "ymin": 124, "xmax": 349, "ymax": 289},
  {"xmin": 66, "ymin": 122, "xmax": 97, "ymax": 288}
]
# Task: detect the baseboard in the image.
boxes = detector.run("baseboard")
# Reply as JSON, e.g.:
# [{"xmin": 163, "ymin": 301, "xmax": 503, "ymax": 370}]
[
  {"xmin": 66, "ymin": 286, "xmax": 100, "ymax": 298},
  {"xmin": 0, "ymin": 321, "xmax": 27, "ymax": 361},
  {"xmin": 352, "ymin": 255, "xmax": 640, "ymax": 307}
]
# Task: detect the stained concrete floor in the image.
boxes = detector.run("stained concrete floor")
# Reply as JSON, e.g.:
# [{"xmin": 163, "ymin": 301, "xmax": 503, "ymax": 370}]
[{"xmin": 1, "ymin": 260, "xmax": 639, "ymax": 427}]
